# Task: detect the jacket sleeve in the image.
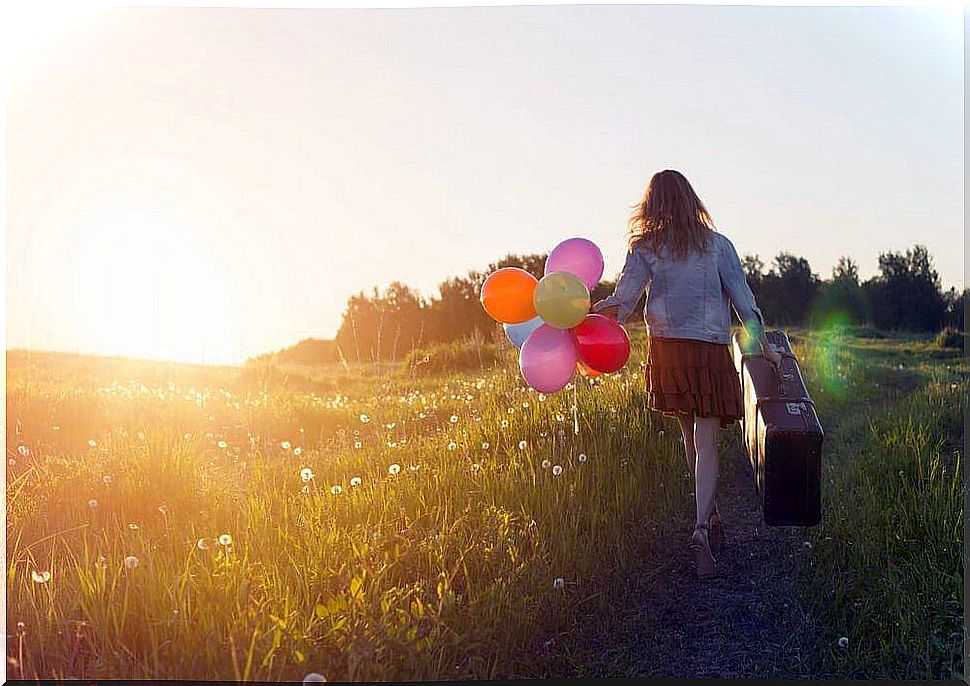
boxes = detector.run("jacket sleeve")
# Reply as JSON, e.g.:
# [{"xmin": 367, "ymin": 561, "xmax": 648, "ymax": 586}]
[
  {"xmin": 717, "ymin": 235, "xmax": 765, "ymax": 334},
  {"xmin": 591, "ymin": 247, "xmax": 651, "ymax": 324}
]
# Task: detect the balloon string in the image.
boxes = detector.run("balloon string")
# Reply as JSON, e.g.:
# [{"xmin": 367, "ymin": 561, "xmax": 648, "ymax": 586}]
[{"xmin": 572, "ymin": 380, "xmax": 579, "ymax": 436}]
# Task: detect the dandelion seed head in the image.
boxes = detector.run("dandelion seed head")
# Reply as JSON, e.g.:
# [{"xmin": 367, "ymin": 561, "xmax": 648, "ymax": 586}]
[
  {"xmin": 518, "ymin": 440, "xmax": 527, "ymax": 450},
  {"xmin": 88, "ymin": 499, "xmax": 98, "ymax": 509},
  {"xmin": 330, "ymin": 485, "xmax": 343, "ymax": 495},
  {"xmin": 578, "ymin": 453, "xmax": 588, "ymax": 463},
  {"xmin": 541, "ymin": 459, "xmax": 551, "ymax": 470},
  {"xmin": 354, "ymin": 441, "xmax": 362, "ymax": 450},
  {"xmin": 197, "ymin": 538, "xmax": 209, "ymax": 550},
  {"xmin": 450, "ymin": 415, "xmax": 458, "ymax": 423},
  {"xmin": 300, "ymin": 468, "xmax": 315, "ymax": 482},
  {"xmin": 128, "ymin": 523, "xmax": 139, "ymax": 530},
  {"xmin": 293, "ymin": 447, "xmax": 302, "ymax": 456},
  {"xmin": 218, "ymin": 534, "xmax": 233, "ymax": 546},
  {"xmin": 217, "ymin": 440, "xmax": 228, "ymax": 449},
  {"xmin": 501, "ymin": 419, "xmax": 509, "ymax": 428},
  {"xmin": 482, "ymin": 442, "xmax": 490, "ymax": 450},
  {"xmin": 350, "ymin": 476, "xmax": 362, "ymax": 487},
  {"xmin": 388, "ymin": 463, "xmax": 401, "ymax": 475},
  {"xmin": 447, "ymin": 442, "xmax": 457, "ymax": 451},
  {"xmin": 552, "ymin": 465, "xmax": 563, "ymax": 476},
  {"xmin": 359, "ymin": 414, "xmax": 370, "ymax": 423},
  {"xmin": 124, "ymin": 555, "xmax": 139, "ymax": 569},
  {"xmin": 281, "ymin": 441, "xmax": 291, "ymax": 450}
]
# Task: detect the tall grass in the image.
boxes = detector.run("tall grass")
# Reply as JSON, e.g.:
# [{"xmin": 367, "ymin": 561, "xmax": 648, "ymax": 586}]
[{"xmin": 5, "ymin": 329, "xmax": 963, "ymax": 680}]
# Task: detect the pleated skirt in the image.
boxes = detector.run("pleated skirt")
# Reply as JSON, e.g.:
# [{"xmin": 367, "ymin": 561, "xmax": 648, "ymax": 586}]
[{"xmin": 645, "ymin": 336, "xmax": 744, "ymax": 430}]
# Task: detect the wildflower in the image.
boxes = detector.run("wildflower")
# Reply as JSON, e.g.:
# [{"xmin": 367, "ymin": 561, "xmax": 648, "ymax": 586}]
[
  {"xmin": 196, "ymin": 538, "xmax": 209, "ymax": 550},
  {"xmin": 541, "ymin": 459, "xmax": 552, "ymax": 470},
  {"xmin": 518, "ymin": 440, "xmax": 527, "ymax": 450},
  {"xmin": 552, "ymin": 465, "xmax": 563, "ymax": 476},
  {"xmin": 330, "ymin": 485, "xmax": 343, "ymax": 495},
  {"xmin": 294, "ymin": 447, "xmax": 302, "ymax": 456},
  {"xmin": 124, "ymin": 556, "xmax": 139, "ymax": 569},
  {"xmin": 359, "ymin": 414, "xmax": 371, "ymax": 423},
  {"xmin": 31, "ymin": 570, "xmax": 51, "ymax": 584},
  {"xmin": 217, "ymin": 440, "xmax": 228, "ymax": 449},
  {"xmin": 350, "ymin": 476, "xmax": 362, "ymax": 487},
  {"xmin": 17, "ymin": 445, "xmax": 28, "ymax": 457},
  {"xmin": 300, "ymin": 468, "xmax": 315, "ymax": 482},
  {"xmin": 552, "ymin": 577, "xmax": 565, "ymax": 590},
  {"xmin": 447, "ymin": 442, "xmax": 457, "ymax": 451},
  {"xmin": 388, "ymin": 463, "xmax": 401, "ymax": 475},
  {"xmin": 450, "ymin": 415, "xmax": 458, "ymax": 423},
  {"xmin": 281, "ymin": 441, "xmax": 291, "ymax": 450},
  {"xmin": 838, "ymin": 636, "xmax": 849, "ymax": 648},
  {"xmin": 218, "ymin": 534, "xmax": 233, "ymax": 546},
  {"xmin": 578, "ymin": 453, "xmax": 588, "ymax": 463},
  {"xmin": 88, "ymin": 499, "xmax": 98, "ymax": 509},
  {"xmin": 87, "ymin": 439, "xmax": 97, "ymax": 448}
]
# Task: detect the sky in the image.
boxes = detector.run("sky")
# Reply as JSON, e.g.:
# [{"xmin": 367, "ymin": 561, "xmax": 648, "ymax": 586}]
[{"xmin": 6, "ymin": 4, "xmax": 964, "ymax": 364}]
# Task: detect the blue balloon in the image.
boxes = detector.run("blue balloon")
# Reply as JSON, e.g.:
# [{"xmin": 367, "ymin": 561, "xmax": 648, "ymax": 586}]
[{"xmin": 504, "ymin": 316, "xmax": 544, "ymax": 349}]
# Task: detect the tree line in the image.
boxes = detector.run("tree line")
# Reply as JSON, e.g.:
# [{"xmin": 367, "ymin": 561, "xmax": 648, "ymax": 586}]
[{"xmin": 257, "ymin": 243, "xmax": 966, "ymax": 365}]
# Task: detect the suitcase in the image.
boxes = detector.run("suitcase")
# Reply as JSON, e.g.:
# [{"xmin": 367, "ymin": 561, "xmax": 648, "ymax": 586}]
[{"xmin": 732, "ymin": 329, "xmax": 823, "ymax": 526}]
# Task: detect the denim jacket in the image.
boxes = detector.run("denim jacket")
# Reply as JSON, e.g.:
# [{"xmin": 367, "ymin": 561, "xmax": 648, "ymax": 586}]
[{"xmin": 591, "ymin": 232, "xmax": 765, "ymax": 345}]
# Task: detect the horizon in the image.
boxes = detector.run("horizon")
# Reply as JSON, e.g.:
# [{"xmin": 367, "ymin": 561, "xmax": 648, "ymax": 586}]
[{"xmin": 7, "ymin": 5, "xmax": 964, "ymax": 365}]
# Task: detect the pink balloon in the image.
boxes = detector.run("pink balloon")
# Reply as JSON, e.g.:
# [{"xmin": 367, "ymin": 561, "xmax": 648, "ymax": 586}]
[
  {"xmin": 519, "ymin": 324, "xmax": 577, "ymax": 393},
  {"xmin": 544, "ymin": 238, "xmax": 605, "ymax": 291}
]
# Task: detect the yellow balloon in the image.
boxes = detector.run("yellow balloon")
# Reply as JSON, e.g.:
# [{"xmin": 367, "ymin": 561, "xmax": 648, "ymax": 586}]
[{"xmin": 534, "ymin": 272, "xmax": 590, "ymax": 329}]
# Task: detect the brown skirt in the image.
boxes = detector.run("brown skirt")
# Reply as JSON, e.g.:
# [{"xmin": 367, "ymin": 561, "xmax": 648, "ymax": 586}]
[{"xmin": 645, "ymin": 336, "xmax": 743, "ymax": 430}]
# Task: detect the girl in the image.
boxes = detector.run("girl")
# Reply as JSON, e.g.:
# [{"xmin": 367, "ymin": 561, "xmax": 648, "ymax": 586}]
[{"xmin": 592, "ymin": 169, "xmax": 782, "ymax": 579}]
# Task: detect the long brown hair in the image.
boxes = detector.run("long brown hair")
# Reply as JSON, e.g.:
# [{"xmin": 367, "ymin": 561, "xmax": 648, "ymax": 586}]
[{"xmin": 628, "ymin": 170, "xmax": 716, "ymax": 259}]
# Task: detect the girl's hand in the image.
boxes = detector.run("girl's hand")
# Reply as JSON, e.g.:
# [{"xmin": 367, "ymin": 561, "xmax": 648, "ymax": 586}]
[
  {"xmin": 763, "ymin": 343, "xmax": 783, "ymax": 372},
  {"xmin": 599, "ymin": 305, "xmax": 620, "ymax": 321}
]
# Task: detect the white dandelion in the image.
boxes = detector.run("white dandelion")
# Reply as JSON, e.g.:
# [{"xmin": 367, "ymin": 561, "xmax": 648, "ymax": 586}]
[
  {"xmin": 552, "ymin": 465, "xmax": 563, "ymax": 476},
  {"xmin": 293, "ymin": 447, "xmax": 302, "ymax": 456},
  {"xmin": 124, "ymin": 555, "xmax": 139, "ymax": 570},
  {"xmin": 578, "ymin": 453, "xmax": 588, "ymax": 463},
  {"xmin": 281, "ymin": 441, "xmax": 291, "ymax": 450},
  {"xmin": 450, "ymin": 414, "xmax": 459, "ymax": 423},
  {"xmin": 217, "ymin": 440, "xmax": 228, "ymax": 449},
  {"xmin": 218, "ymin": 534, "xmax": 233, "ymax": 546},
  {"xmin": 388, "ymin": 463, "xmax": 401, "ymax": 475}
]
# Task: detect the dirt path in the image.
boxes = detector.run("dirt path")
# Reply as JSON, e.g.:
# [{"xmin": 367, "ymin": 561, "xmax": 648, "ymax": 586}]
[{"xmin": 540, "ymin": 439, "xmax": 819, "ymax": 679}]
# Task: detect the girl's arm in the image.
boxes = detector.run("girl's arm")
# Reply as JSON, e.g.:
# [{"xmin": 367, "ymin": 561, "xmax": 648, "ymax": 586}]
[
  {"xmin": 717, "ymin": 235, "xmax": 781, "ymax": 366},
  {"xmin": 591, "ymin": 247, "xmax": 651, "ymax": 324}
]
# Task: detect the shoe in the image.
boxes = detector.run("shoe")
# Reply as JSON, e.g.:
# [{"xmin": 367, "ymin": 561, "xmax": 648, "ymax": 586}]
[
  {"xmin": 690, "ymin": 524, "xmax": 716, "ymax": 580},
  {"xmin": 709, "ymin": 512, "xmax": 725, "ymax": 557}
]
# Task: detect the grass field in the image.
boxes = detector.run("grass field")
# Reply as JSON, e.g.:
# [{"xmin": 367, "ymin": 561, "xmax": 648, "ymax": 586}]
[{"xmin": 5, "ymin": 326, "xmax": 965, "ymax": 680}]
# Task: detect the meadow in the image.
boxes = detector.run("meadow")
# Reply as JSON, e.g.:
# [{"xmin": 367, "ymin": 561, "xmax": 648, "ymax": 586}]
[{"xmin": 5, "ymin": 325, "xmax": 965, "ymax": 681}]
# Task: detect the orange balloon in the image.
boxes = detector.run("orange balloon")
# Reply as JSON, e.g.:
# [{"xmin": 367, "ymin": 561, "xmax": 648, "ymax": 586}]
[
  {"xmin": 480, "ymin": 267, "xmax": 538, "ymax": 324},
  {"xmin": 576, "ymin": 360, "xmax": 603, "ymax": 378}
]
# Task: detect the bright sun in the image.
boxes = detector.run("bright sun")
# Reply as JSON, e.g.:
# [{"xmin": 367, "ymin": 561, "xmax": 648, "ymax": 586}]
[{"xmin": 72, "ymin": 210, "xmax": 243, "ymax": 365}]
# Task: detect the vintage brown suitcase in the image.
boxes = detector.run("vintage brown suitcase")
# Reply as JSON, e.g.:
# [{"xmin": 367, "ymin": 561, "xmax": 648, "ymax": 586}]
[{"xmin": 732, "ymin": 329, "xmax": 823, "ymax": 526}]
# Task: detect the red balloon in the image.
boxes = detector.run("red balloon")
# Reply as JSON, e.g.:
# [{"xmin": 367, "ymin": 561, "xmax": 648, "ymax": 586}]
[{"xmin": 570, "ymin": 314, "xmax": 631, "ymax": 373}]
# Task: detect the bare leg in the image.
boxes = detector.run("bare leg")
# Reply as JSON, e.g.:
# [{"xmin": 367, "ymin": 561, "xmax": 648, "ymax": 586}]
[
  {"xmin": 693, "ymin": 416, "xmax": 721, "ymax": 528},
  {"xmin": 676, "ymin": 413, "xmax": 696, "ymax": 478}
]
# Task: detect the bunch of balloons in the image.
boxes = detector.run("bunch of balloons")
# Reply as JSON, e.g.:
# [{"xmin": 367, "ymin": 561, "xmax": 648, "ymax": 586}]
[{"xmin": 480, "ymin": 237, "xmax": 632, "ymax": 393}]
